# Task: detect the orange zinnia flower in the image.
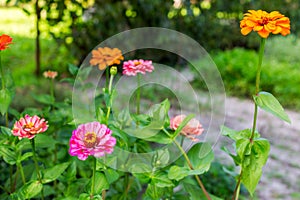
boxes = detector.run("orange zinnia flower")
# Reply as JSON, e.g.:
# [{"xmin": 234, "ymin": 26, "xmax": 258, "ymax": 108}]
[
  {"xmin": 43, "ymin": 70, "xmax": 58, "ymax": 79},
  {"xmin": 0, "ymin": 34, "xmax": 13, "ymax": 51},
  {"xmin": 89, "ymin": 47, "xmax": 124, "ymax": 70},
  {"xmin": 240, "ymin": 10, "xmax": 290, "ymax": 38}
]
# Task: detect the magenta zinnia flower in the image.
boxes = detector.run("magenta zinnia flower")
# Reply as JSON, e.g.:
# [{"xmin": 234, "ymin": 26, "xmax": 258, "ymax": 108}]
[
  {"xmin": 12, "ymin": 114, "xmax": 48, "ymax": 140},
  {"xmin": 122, "ymin": 59, "xmax": 154, "ymax": 76},
  {"xmin": 69, "ymin": 122, "xmax": 116, "ymax": 160}
]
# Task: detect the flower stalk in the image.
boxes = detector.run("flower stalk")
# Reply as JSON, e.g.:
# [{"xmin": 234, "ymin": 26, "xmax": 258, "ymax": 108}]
[
  {"xmin": 136, "ymin": 73, "xmax": 141, "ymax": 115},
  {"xmin": 233, "ymin": 38, "xmax": 266, "ymax": 200},
  {"xmin": 163, "ymin": 128, "xmax": 211, "ymax": 200},
  {"xmin": 91, "ymin": 157, "xmax": 96, "ymax": 198},
  {"xmin": 30, "ymin": 138, "xmax": 44, "ymax": 200}
]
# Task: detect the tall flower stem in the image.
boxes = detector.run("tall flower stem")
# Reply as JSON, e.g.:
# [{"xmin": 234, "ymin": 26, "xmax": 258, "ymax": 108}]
[
  {"xmin": 30, "ymin": 139, "xmax": 44, "ymax": 200},
  {"xmin": 136, "ymin": 73, "xmax": 141, "ymax": 115},
  {"xmin": 91, "ymin": 157, "xmax": 96, "ymax": 198},
  {"xmin": 232, "ymin": 38, "xmax": 266, "ymax": 200},
  {"xmin": 163, "ymin": 128, "xmax": 211, "ymax": 200},
  {"xmin": 50, "ymin": 79, "xmax": 54, "ymax": 99},
  {"xmin": 250, "ymin": 38, "xmax": 266, "ymax": 141},
  {"xmin": 106, "ymin": 73, "xmax": 115, "ymax": 123},
  {"xmin": 17, "ymin": 162, "xmax": 26, "ymax": 184},
  {"xmin": 0, "ymin": 53, "xmax": 6, "ymax": 89}
]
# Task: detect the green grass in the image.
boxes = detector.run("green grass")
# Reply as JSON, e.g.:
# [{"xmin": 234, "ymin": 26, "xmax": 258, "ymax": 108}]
[{"xmin": 191, "ymin": 35, "xmax": 300, "ymax": 111}]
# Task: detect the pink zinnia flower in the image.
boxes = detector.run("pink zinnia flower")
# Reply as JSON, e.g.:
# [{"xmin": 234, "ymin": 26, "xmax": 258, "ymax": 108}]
[
  {"xmin": 69, "ymin": 122, "xmax": 116, "ymax": 160},
  {"xmin": 122, "ymin": 59, "xmax": 154, "ymax": 76},
  {"xmin": 12, "ymin": 114, "xmax": 48, "ymax": 140},
  {"xmin": 170, "ymin": 115, "xmax": 204, "ymax": 142}
]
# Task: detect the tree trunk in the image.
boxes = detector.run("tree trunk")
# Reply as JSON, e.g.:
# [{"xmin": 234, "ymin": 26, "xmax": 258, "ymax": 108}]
[{"xmin": 35, "ymin": 0, "xmax": 41, "ymax": 76}]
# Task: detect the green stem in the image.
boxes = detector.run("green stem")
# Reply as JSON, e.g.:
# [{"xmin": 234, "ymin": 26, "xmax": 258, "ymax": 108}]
[
  {"xmin": 163, "ymin": 128, "xmax": 211, "ymax": 200},
  {"xmin": 10, "ymin": 165, "xmax": 13, "ymax": 192},
  {"xmin": 106, "ymin": 74, "xmax": 115, "ymax": 123},
  {"xmin": 91, "ymin": 157, "xmax": 97, "ymax": 198},
  {"xmin": 250, "ymin": 38, "xmax": 266, "ymax": 141},
  {"xmin": 17, "ymin": 162, "xmax": 26, "ymax": 184},
  {"xmin": 5, "ymin": 112, "xmax": 8, "ymax": 128},
  {"xmin": 232, "ymin": 169, "xmax": 242, "ymax": 200},
  {"xmin": 102, "ymin": 190, "xmax": 106, "ymax": 200},
  {"xmin": 30, "ymin": 139, "xmax": 44, "ymax": 200},
  {"xmin": 0, "ymin": 53, "xmax": 6, "ymax": 89},
  {"xmin": 105, "ymin": 68, "xmax": 109, "ymax": 89},
  {"xmin": 136, "ymin": 73, "xmax": 141, "ymax": 115},
  {"xmin": 50, "ymin": 79, "xmax": 54, "ymax": 99}
]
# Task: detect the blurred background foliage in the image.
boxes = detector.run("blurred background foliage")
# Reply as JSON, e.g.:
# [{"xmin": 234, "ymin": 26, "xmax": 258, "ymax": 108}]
[{"xmin": 1, "ymin": 0, "xmax": 300, "ymax": 110}]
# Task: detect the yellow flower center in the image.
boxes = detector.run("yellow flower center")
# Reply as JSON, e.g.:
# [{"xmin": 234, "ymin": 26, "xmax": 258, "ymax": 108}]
[
  {"xmin": 84, "ymin": 132, "xmax": 98, "ymax": 148},
  {"xmin": 134, "ymin": 61, "xmax": 141, "ymax": 66},
  {"xmin": 24, "ymin": 122, "xmax": 34, "ymax": 129}
]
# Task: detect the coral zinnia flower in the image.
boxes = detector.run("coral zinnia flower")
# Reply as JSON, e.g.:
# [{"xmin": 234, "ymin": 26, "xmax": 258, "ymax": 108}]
[
  {"xmin": 170, "ymin": 115, "xmax": 204, "ymax": 142},
  {"xmin": 43, "ymin": 70, "xmax": 58, "ymax": 79},
  {"xmin": 89, "ymin": 47, "xmax": 124, "ymax": 70},
  {"xmin": 122, "ymin": 59, "xmax": 154, "ymax": 76},
  {"xmin": 240, "ymin": 10, "xmax": 290, "ymax": 38},
  {"xmin": 0, "ymin": 34, "xmax": 13, "ymax": 51},
  {"xmin": 12, "ymin": 114, "xmax": 48, "ymax": 140},
  {"xmin": 69, "ymin": 122, "xmax": 116, "ymax": 160}
]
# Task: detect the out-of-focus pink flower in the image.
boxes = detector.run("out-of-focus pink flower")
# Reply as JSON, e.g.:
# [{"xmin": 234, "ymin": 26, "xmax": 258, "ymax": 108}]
[
  {"xmin": 12, "ymin": 114, "xmax": 48, "ymax": 140},
  {"xmin": 69, "ymin": 122, "xmax": 116, "ymax": 160},
  {"xmin": 170, "ymin": 114, "xmax": 204, "ymax": 141},
  {"xmin": 122, "ymin": 59, "xmax": 154, "ymax": 76},
  {"xmin": 43, "ymin": 70, "xmax": 58, "ymax": 79}
]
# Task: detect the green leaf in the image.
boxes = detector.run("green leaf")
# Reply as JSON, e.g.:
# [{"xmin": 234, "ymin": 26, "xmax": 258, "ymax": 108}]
[
  {"xmin": 91, "ymin": 172, "xmax": 109, "ymax": 194},
  {"xmin": 0, "ymin": 145, "xmax": 17, "ymax": 165},
  {"xmin": 42, "ymin": 162, "xmax": 70, "ymax": 183},
  {"xmin": 151, "ymin": 171, "xmax": 174, "ymax": 187},
  {"xmin": 0, "ymin": 88, "xmax": 12, "ymax": 115},
  {"xmin": 0, "ymin": 126, "xmax": 12, "ymax": 136},
  {"xmin": 18, "ymin": 152, "xmax": 33, "ymax": 163},
  {"xmin": 142, "ymin": 130, "xmax": 173, "ymax": 144},
  {"xmin": 254, "ymin": 91, "xmax": 291, "ymax": 123},
  {"xmin": 168, "ymin": 165, "xmax": 189, "ymax": 181},
  {"xmin": 32, "ymin": 94, "xmax": 55, "ymax": 105},
  {"xmin": 17, "ymin": 134, "xmax": 57, "ymax": 150},
  {"xmin": 96, "ymin": 107, "xmax": 106, "ymax": 124},
  {"xmin": 144, "ymin": 183, "xmax": 166, "ymax": 200},
  {"xmin": 183, "ymin": 182, "xmax": 223, "ymax": 200},
  {"xmin": 68, "ymin": 63, "xmax": 79, "ymax": 75},
  {"xmin": 221, "ymin": 126, "xmax": 260, "ymax": 141},
  {"xmin": 104, "ymin": 168, "xmax": 119, "ymax": 184},
  {"xmin": 187, "ymin": 143, "xmax": 214, "ymax": 172},
  {"xmin": 12, "ymin": 180, "xmax": 43, "ymax": 199},
  {"xmin": 241, "ymin": 138, "xmax": 270, "ymax": 196}
]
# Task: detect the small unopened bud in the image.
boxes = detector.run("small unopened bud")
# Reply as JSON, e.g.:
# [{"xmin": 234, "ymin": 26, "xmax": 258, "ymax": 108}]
[{"xmin": 110, "ymin": 66, "xmax": 118, "ymax": 75}]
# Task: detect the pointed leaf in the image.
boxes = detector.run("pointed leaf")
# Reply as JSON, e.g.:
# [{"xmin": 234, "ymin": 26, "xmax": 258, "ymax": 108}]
[
  {"xmin": 0, "ymin": 88, "xmax": 12, "ymax": 115},
  {"xmin": 254, "ymin": 91, "xmax": 291, "ymax": 123},
  {"xmin": 42, "ymin": 162, "xmax": 70, "ymax": 183},
  {"xmin": 187, "ymin": 143, "xmax": 214, "ymax": 172},
  {"xmin": 241, "ymin": 138, "xmax": 270, "ymax": 195},
  {"xmin": 13, "ymin": 180, "xmax": 43, "ymax": 199}
]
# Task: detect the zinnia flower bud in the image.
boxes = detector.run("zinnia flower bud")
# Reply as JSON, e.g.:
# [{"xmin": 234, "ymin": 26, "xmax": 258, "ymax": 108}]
[
  {"xmin": 170, "ymin": 115, "xmax": 204, "ymax": 141},
  {"xmin": 110, "ymin": 66, "xmax": 118, "ymax": 75}
]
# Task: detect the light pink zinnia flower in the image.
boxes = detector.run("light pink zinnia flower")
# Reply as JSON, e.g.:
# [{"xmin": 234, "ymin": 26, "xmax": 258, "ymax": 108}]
[
  {"xmin": 12, "ymin": 114, "xmax": 48, "ymax": 140},
  {"xmin": 69, "ymin": 122, "xmax": 116, "ymax": 160},
  {"xmin": 170, "ymin": 115, "xmax": 204, "ymax": 142},
  {"xmin": 122, "ymin": 59, "xmax": 154, "ymax": 76}
]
